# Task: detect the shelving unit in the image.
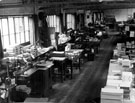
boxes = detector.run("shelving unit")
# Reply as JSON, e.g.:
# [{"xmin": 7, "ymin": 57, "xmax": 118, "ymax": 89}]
[{"xmin": 124, "ymin": 24, "xmax": 135, "ymax": 55}]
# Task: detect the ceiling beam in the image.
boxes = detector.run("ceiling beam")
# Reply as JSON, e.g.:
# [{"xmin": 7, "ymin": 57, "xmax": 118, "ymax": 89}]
[{"xmin": 0, "ymin": 1, "xmax": 135, "ymax": 12}]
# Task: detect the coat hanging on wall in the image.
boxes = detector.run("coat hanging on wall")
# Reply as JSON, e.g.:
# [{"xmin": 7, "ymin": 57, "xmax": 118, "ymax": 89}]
[
  {"xmin": 38, "ymin": 14, "xmax": 51, "ymax": 47},
  {"xmin": 59, "ymin": 13, "xmax": 64, "ymax": 33},
  {"xmin": 38, "ymin": 12, "xmax": 44, "ymax": 21}
]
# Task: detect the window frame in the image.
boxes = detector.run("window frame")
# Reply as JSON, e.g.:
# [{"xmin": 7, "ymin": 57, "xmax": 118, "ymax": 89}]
[{"xmin": 0, "ymin": 16, "xmax": 32, "ymax": 49}]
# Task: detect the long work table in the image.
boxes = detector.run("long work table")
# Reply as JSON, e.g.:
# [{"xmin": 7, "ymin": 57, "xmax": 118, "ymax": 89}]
[
  {"xmin": 50, "ymin": 49, "xmax": 83, "ymax": 82},
  {"xmin": 101, "ymin": 59, "xmax": 135, "ymax": 103}
]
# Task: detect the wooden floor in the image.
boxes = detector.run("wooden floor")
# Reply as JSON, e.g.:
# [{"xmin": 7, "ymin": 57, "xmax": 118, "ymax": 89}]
[{"xmin": 25, "ymin": 35, "xmax": 118, "ymax": 103}]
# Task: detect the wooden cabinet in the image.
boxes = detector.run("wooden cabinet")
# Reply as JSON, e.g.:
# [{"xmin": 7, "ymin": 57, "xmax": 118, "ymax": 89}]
[{"xmin": 29, "ymin": 67, "xmax": 52, "ymax": 97}]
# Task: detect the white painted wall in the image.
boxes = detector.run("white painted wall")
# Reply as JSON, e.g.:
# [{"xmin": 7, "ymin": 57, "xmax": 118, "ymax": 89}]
[
  {"xmin": 104, "ymin": 8, "xmax": 135, "ymax": 22},
  {"xmin": 85, "ymin": 8, "xmax": 135, "ymax": 25}
]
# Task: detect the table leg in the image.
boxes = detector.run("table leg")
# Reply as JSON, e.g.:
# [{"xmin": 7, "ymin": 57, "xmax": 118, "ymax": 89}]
[
  {"xmin": 79, "ymin": 58, "xmax": 81, "ymax": 72},
  {"xmin": 61, "ymin": 62, "xmax": 63, "ymax": 82},
  {"xmin": 71, "ymin": 61, "xmax": 73, "ymax": 79}
]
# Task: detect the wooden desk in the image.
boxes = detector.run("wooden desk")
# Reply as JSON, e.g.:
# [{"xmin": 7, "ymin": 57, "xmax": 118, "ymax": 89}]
[
  {"xmin": 65, "ymin": 49, "xmax": 83, "ymax": 79},
  {"xmin": 18, "ymin": 61, "xmax": 54, "ymax": 97},
  {"xmin": 66, "ymin": 49, "xmax": 83, "ymax": 62}
]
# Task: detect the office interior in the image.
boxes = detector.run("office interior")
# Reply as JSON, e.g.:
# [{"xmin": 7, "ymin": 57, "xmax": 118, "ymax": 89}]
[{"xmin": 0, "ymin": 0, "xmax": 135, "ymax": 103}]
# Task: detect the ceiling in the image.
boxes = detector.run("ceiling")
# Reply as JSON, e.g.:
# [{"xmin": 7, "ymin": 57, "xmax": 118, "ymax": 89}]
[
  {"xmin": 0, "ymin": 0, "xmax": 135, "ymax": 11},
  {"xmin": 37, "ymin": 0, "xmax": 135, "ymax": 10}
]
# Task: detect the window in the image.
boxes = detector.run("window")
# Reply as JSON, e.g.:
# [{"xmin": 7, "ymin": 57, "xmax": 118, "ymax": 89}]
[
  {"xmin": 67, "ymin": 14, "xmax": 75, "ymax": 29},
  {"xmin": 0, "ymin": 16, "xmax": 33, "ymax": 49},
  {"xmin": 8, "ymin": 17, "xmax": 15, "ymax": 45},
  {"xmin": 47, "ymin": 15, "xmax": 61, "ymax": 32}
]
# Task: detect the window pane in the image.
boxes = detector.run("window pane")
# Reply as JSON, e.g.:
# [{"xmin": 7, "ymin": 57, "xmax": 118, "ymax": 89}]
[
  {"xmin": 10, "ymin": 34, "xmax": 15, "ymax": 45},
  {"xmin": 47, "ymin": 15, "xmax": 61, "ymax": 32},
  {"xmin": 29, "ymin": 18, "xmax": 34, "ymax": 44},
  {"xmin": 47, "ymin": 16, "xmax": 50, "ymax": 27},
  {"xmin": 67, "ymin": 14, "xmax": 75, "ymax": 29},
  {"xmin": 3, "ymin": 36, "xmax": 9, "ymax": 48},
  {"xmin": 24, "ymin": 16, "xmax": 28, "ymax": 30},
  {"xmin": 8, "ymin": 17, "xmax": 15, "ymax": 45},
  {"xmin": 2, "ymin": 19, "xmax": 9, "ymax": 48},
  {"xmin": 24, "ymin": 16, "xmax": 29, "ymax": 42},
  {"xmin": 50, "ymin": 16, "xmax": 53, "ymax": 27},
  {"xmin": 15, "ymin": 18, "xmax": 20, "ymax": 44},
  {"xmin": 8, "ymin": 17, "xmax": 15, "ymax": 34},
  {"xmin": 51, "ymin": 16, "xmax": 54, "ymax": 27},
  {"xmin": 16, "ymin": 33, "xmax": 20, "ymax": 44},
  {"xmin": 19, "ymin": 18, "xmax": 25, "ymax": 43},
  {"xmin": 56, "ymin": 16, "xmax": 60, "ymax": 32},
  {"xmin": 0, "ymin": 16, "xmax": 33, "ymax": 49},
  {"xmin": 25, "ymin": 31, "xmax": 29, "ymax": 42},
  {"xmin": 2, "ymin": 19, "xmax": 8, "ymax": 36},
  {"xmin": 54, "ymin": 15, "xmax": 56, "ymax": 26},
  {"xmin": 15, "ymin": 18, "xmax": 19, "ymax": 33}
]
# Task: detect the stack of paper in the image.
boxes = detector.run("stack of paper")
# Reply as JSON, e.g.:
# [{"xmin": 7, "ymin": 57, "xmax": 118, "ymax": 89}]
[
  {"xmin": 107, "ymin": 75, "xmax": 121, "ymax": 80},
  {"xmin": 106, "ymin": 80, "xmax": 122, "ymax": 88},
  {"xmin": 106, "ymin": 75, "xmax": 121, "ymax": 88},
  {"xmin": 120, "ymin": 86, "xmax": 130, "ymax": 99},
  {"xmin": 101, "ymin": 99, "xmax": 123, "ymax": 103},
  {"xmin": 122, "ymin": 59, "xmax": 131, "ymax": 67},
  {"xmin": 130, "ymin": 31, "xmax": 135, "ymax": 37},
  {"xmin": 117, "ymin": 43, "xmax": 122, "ymax": 51},
  {"xmin": 125, "ymin": 26, "xmax": 129, "ymax": 31},
  {"xmin": 121, "ymin": 72, "xmax": 132, "ymax": 84},
  {"xmin": 111, "ymin": 70, "xmax": 121, "ymax": 76},
  {"xmin": 120, "ymin": 72, "xmax": 133, "ymax": 99},
  {"xmin": 130, "ymin": 88, "xmax": 135, "ymax": 101},
  {"xmin": 113, "ymin": 49, "xmax": 119, "ymax": 57},
  {"xmin": 101, "ymin": 88, "xmax": 124, "ymax": 103}
]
